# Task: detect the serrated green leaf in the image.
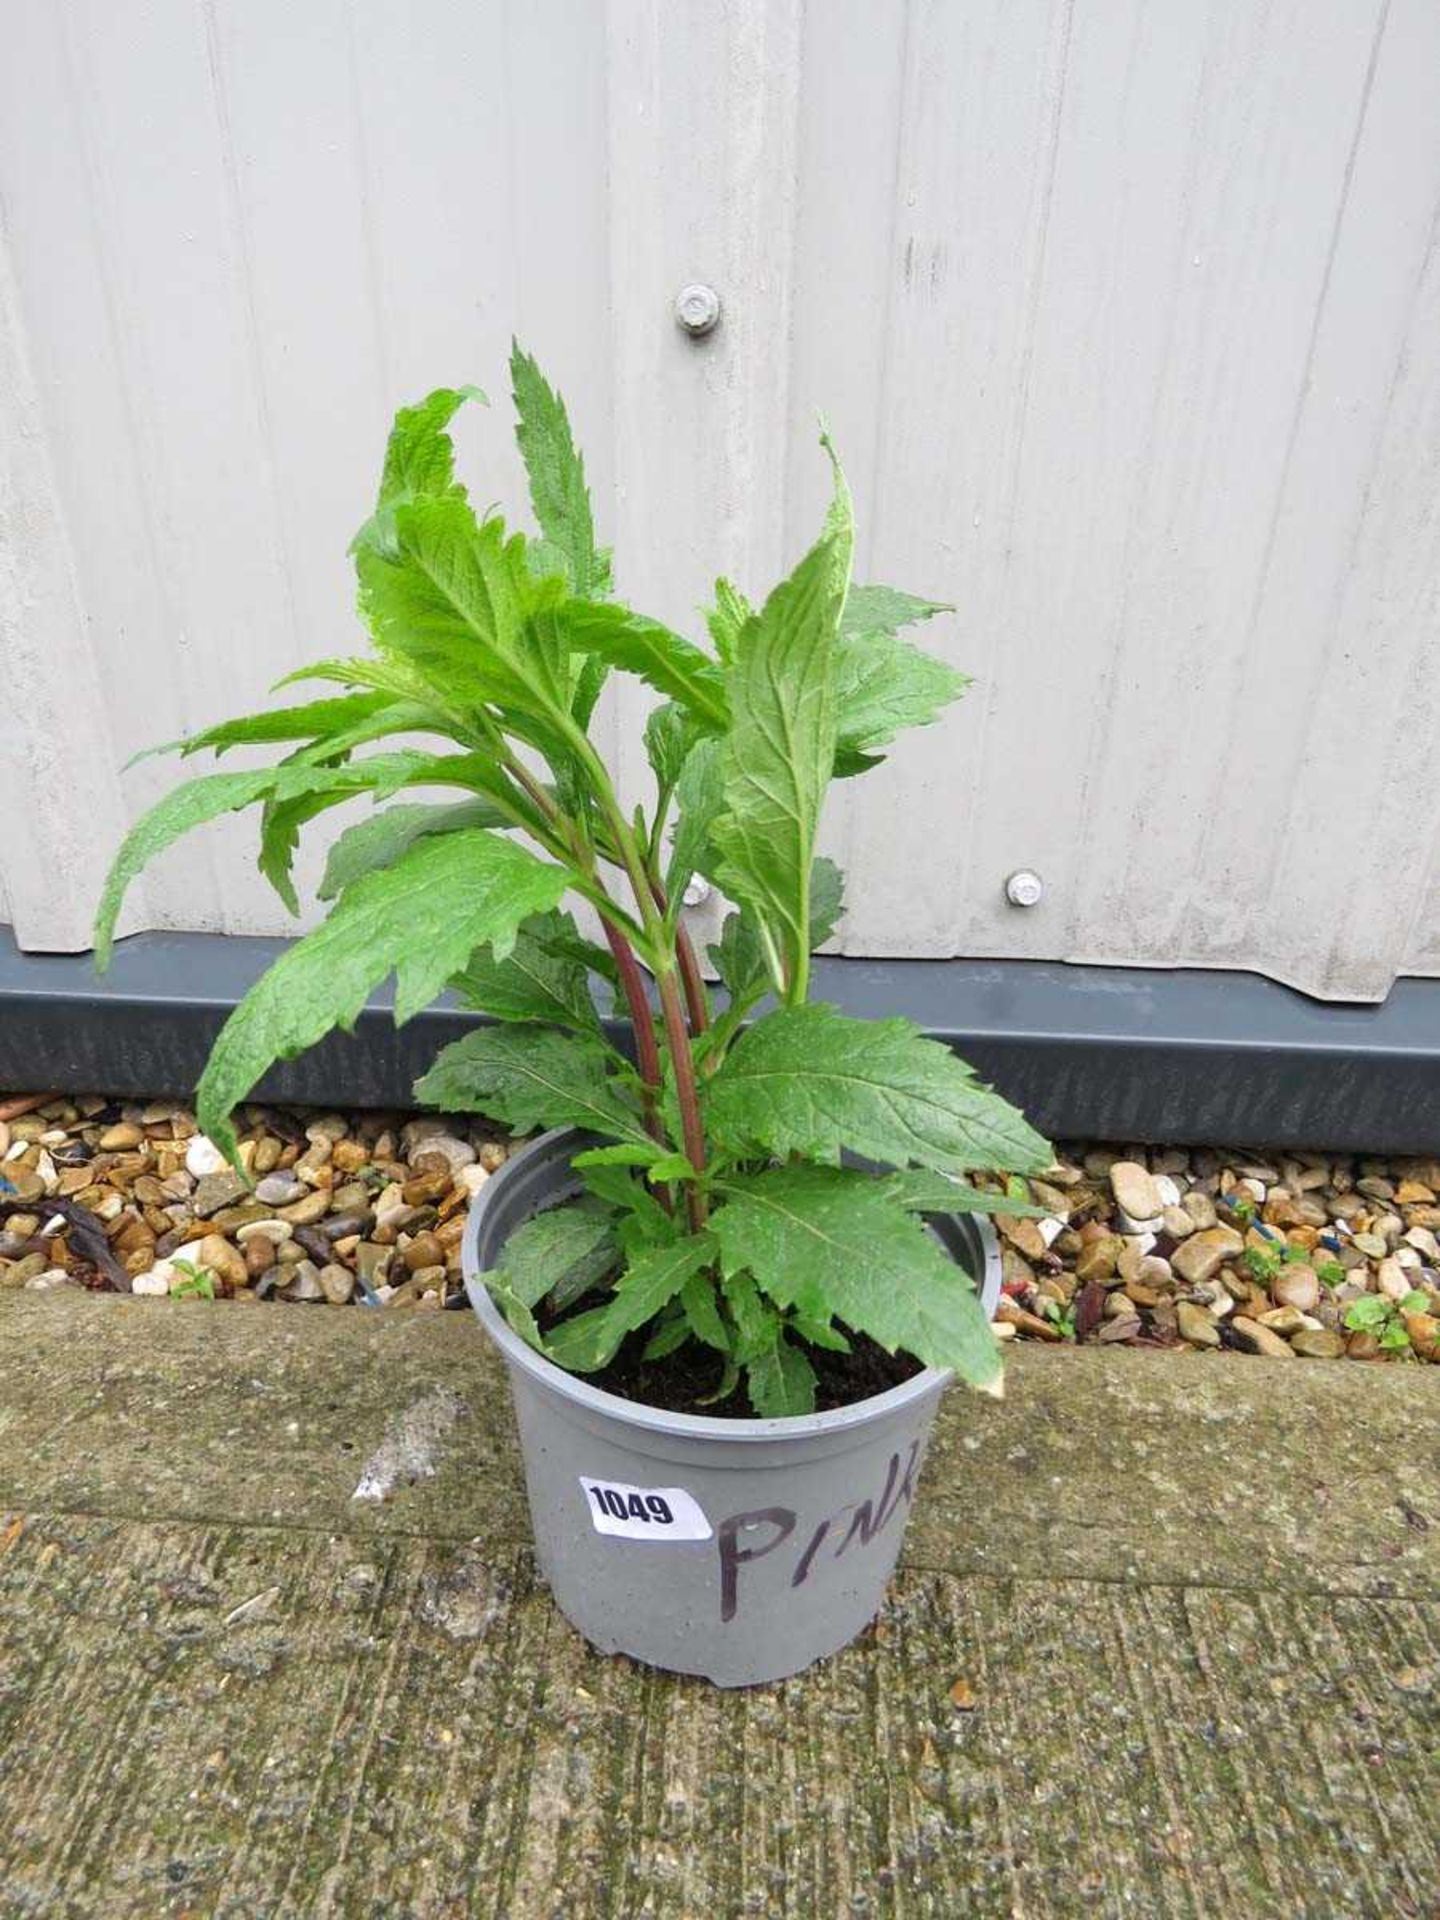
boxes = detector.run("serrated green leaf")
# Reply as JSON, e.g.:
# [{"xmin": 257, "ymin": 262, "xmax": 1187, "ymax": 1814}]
[
  {"xmin": 710, "ymin": 447, "xmax": 853, "ymax": 998},
  {"xmin": 450, "ymin": 910, "xmax": 601, "ymax": 1034},
  {"xmin": 578, "ymin": 1162, "xmax": 677, "ymax": 1255},
  {"xmin": 142, "ymin": 691, "xmax": 397, "ymax": 764},
  {"xmin": 94, "ymin": 769, "xmax": 288, "ymax": 968},
  {"xmin": 708, "ymin": 909, "xmax": 768, "ymax": 1006},
  {"xmin": 881, "ymin": 1170, "xmax": 1048, "ymax": 1218},
  {"xmin": 256, "ymin": 750, "xmax": 507, "ymax": 915},
  {"xmin": 379, "ymin": 385, "xmax": 485, "ymax": 511},
  {"xmin": 790, "ymin": 1312, "xmax": 850, "ymax": 1354},
  {"xmin": 492, "ymin": 1201, "xmax": 617, "ymax": 1311},
  {"xmin": 258, "ymin": 750, "xmax": 442, "ymax": 914},
  {"xmin": 667, "ymin": 736, "xmax": 724, "ymax": 900},
  {"xmin": 834, "ymin": 632, "xmax": 970, "ymax": 767},
  {"xmin": 549, "ymin": 601, "xmax": 728, "ymax": 730},
  {"xmin": 810, "ymin": 856, "xmax": 845, "ymax": 948},
  {"xmin": 415, "ymin": 1026, "xmax": 650, "ymax": 1145},
  {"xmin": 681, "ymin": 1272, "xmax": 731, "ymax": 1352},
  {"xmin": 357, "ymin": 495, "xmax": 571, "ymax": 721},
  {"xmin": 705, "ymin": 1002, "xmax": 1050, "ymax": 1175},
  {"xmin": 487, "ymin": 1275, "xmax": 546, "ymax": 1352},
  {"xmin": 319, "ymin": 797, "xmax": 510, "ymax": 900},
  {"xmin": 746, "ymin": 1331, "xmax": 816, "ymax": 1418},
  {"xmin": 195, "ymin": 830, "xmax": 567, "ymax": 1163},
  {"xmin": 96, "ymin": 755, "xmax": 440, "ymax": 967},
  {"xmin": 642, "ymin": 1310, "xmax": 691, "ymax": 1361},
  {"xmin": 644, "ymin": 1152, "xmax": 699, "ymax": 1184},
  {"xmin": 571, "ymin": 1144, "xmax": 665, "ymax": 1171},
  {"xmin": 840, "ymin": 583, "xmax": 949, "ymax": 641},
  {"xmin": 510, "ymin": 343, "xmax": 601, "ymax": 600},
  {"xmin": 712, "ymin": 1166, "xmax": 1002, "ymax": 1392},
  {"xmin": 705, "ymin": 577, "xmax": 753, "ymax": 666},
  {"xmin": 545, "ymin": 1234, "xmax": 717, "ymax": 1374},
  {"xmin": 720, "ymin": 1268, "xmax": 778, "ymax": 1363},
  {"xmin": 643, "ymin": 701, "xmax": 699, "ymax": 794}
]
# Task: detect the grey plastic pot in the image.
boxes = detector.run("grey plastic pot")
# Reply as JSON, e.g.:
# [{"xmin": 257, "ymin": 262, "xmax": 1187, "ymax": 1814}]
[{"xmin": 462, "ymin": 1127, "xmax": 1001, "ymax": 1688}]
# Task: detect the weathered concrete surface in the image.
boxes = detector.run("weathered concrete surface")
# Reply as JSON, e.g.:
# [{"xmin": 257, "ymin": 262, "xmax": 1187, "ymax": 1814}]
[
  {"xmin": 4, "ymin": 1295, "xmax": 1437, "ymax": 1595},
  {"xmin": 2, "ymin": 1295, "xmax": 1438, "ymax": 1917}
]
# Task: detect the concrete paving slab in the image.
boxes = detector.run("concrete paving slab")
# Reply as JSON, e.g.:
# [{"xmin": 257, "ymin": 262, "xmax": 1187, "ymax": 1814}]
[{"xmin": 1, "ymin": 1295, "xmax": 1438, "ymax": 1917}]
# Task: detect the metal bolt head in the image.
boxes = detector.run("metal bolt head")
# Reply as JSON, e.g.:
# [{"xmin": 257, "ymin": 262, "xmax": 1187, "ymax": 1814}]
[
  {"xmin": 681, "ymin": 875, "xmax": 712, "ymax": 909},
  {"xmin": 675, "ymin": 284, "xmax": 721, "ymax": 337},
  {"xmin": 1004, "ymin": 869, "xmax": 1044, "ymax": 908}
]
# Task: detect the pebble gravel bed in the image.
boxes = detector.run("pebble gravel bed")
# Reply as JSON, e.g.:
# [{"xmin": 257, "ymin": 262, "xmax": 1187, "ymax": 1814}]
[{"xmin": 1, "ymin": 1092, "xmax": 1437, "ymax": 1364}]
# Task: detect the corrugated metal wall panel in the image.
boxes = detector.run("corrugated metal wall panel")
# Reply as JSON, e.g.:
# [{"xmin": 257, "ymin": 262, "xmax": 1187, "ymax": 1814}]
[{"xmin": 0, "ymin": 0, "xmax": 1436, "ymax": 999}]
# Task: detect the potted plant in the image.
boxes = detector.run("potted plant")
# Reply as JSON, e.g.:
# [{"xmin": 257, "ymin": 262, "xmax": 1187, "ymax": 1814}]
[{"xmin": 95, "ymin": 346, "xmax": 1050, "ymax": 1685}]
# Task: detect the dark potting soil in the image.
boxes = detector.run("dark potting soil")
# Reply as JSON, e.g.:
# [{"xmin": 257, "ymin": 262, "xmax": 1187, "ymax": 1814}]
[{"xmin": 538, "ymin": 1287, "xmax": 922, "ymax": 1419}]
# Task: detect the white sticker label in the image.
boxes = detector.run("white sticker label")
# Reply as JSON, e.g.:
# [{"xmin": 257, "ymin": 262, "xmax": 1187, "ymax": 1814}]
[{"xmin": 579, "ymin": 1477, "xmax": 713, "ymax": 1542}]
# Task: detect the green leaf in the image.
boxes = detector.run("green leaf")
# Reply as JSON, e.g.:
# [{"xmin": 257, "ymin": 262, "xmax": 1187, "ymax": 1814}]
[
  {"xmin": 1380, "ymin": 1320, "xmax": 1412, "ymax": 1351},
  {"xmin": 642, "ymin": 1310, "xmax": 691, "ymax": 1361},
  {"xmin": 571, "ymin": 1144, "xmax": 666, "ymax": 1171},
  {"xmin": 840, "ymin": 584, "xmax": 949, "ymax": 641},
  {"xmin": 256, "ymin": 750, "xmax": 499, "ymax": 916},
  {"xmin": 319, "ymin": 797, "xmax": 510, "ymax": 900},
  {"xmin": 357, "ymin": 495, "xmax": 571, "ymax": 721},
  {"xmin": 710, "ymin": 446, "xmax": 853, "ymax": 997},
  {"xmin": 721, "ymin": 1268, "xmax": 779, "ymax": 1362},
  {"xmin": 415, "ymin": 1026, "xmax": 651, "ymax": 1145},
  {"xmin": 486, "ymin": 1275, "xmax": 546, "ymax": 1352},
  {"xmin": 680, "ymin": 1272, "xmax": 731, "ymax": 1352},
  {"xmin": 139, "ymin": 691, "xmax": 398, "ymax": 764},
  {"xmin": 705, "ymin": 577, "xmax": 753, "ymax": 666},
  {"xmin": 256, "ymin": 749, "xmax": 441, "ymax": 914},
  {"xmin": 746, "ymin": 1331, "xmax": 817, "ymax": 1417},
  {"xmin": 550, "ymin": 600, "xmax": 729, "ymax": 731},
  {"xmin": 450, "ymin": 910, "xmax": 601, "ymax": 1034},
  {"xmin": 881, "ymin": 1170, "xmax": 1047, "ymax": 1217},
  {"xmin": 578, "ymin": 1162, "xmax": 677, "ymax": 1255},
  {"xmin": 1401, "ymin": 1289, "xmax": 1431, "ymax": 1315},
  {"xmin": 510, "ymin": 342, "xmax": 602, "ymax": 600},
  {"xmin": 196, "ymin": 829, "xmax": 567, "ymax": 1162},
  {"xmin": 712, "ymin": 1166, "xmax": 1002, "ymax": 1393},
  {"xmin": 96, "ymin": 756, "xmax": 436, "ymax": 967},
  {"xmin": 378, "ymin": 386, "xmax": 485, "ymax": 511},
  {"xmin": 790, "ymin": 1312, "xmax": 850, "ymax": 1354},
  {"xmin": 705, "ymin": 1002, "xmax": 1050, "ymax": 1175},
  {"xmin": 1344, "ymin": 1294, "xmax": 1390, "ymax": 1331},
  {"xmin": 810, "ymin": 856, "xmax": 845, "ymax": 948},
  {"xmin": 834, "ymin": 631, "xmax": 970, "ymax": 766},
  {"xmin": 545, "ymin": 1235, "xmax": 717, "ymax": 1374},
  {"xmin": 708, "ymin": 909, "xmax": 768, "ymax": 1005},
  {"xmin": 492, "ymin": 1202, "xmax": 617, "ymax": 1312},
  {"xmin": 667, "ymin": 737, "xmax": 724, "ymax": 899},
  {"xmin": 643, "ymin": 701, "xmax": 699, "ymax": 794}
]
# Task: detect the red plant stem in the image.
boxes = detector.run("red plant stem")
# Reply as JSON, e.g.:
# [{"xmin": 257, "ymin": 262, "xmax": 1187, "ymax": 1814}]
[
  {"xmin": 600, "ymin": 918, "xmax": 665, "ymax": 1146},
  {"xmin": 645, "ymin": 874, "xmax": 711, "ymax": 1039},
  {"xmin": 656, "ymin": 968, "xmax": 708, "ymax": 1232},
  {"xmin": 674, "ymin": 923, "xmax": 711, "ymax": 1039}
]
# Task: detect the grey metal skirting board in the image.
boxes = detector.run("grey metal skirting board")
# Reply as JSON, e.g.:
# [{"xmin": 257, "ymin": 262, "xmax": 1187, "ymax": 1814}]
[{"xmin": 0, "ymin": 927, "xmax": 1436, "ymax": 1152}]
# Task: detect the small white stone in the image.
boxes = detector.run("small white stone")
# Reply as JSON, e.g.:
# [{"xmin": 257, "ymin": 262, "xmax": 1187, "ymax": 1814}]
[
  {"xmin": 185, "ymin": 1134, "xmax": 228, "ymax": 1179},
  {"xmin": 24, "ymin": 1268, "xmax": 73, "ymax": 1291},
  {"xmin": 4, "ymin": 1140, "xmax": 26, "ymax": 1162},
  {"xmin": 171, "ymin": 1240, "xmax": 206, "ymax": 1267},
  {"xmin": 1238, "ymin": 1177, "xmax": 1267, "ymax": 1203},
  {"xmin": 234, "ymin": 1219, "xmax": 295, "ymax": 1245},
  {"xmin": 132, "ymin": 1266, "xmax": 173, "ymax": 1296},
  {"xmin": 40, "ymin": 1214, "xmax": 64, "ymax": 1236},
  {"xmin": 1154, "ymin": 1175, "xmax": 1182, "ymax": 1208},
  {"xmin": 1395, "ymin": 1246, "xmax": 1422, "ymax": 1268},
  {"xmin": 456, "ymin": 1165, "xmax": 491, "ymax": 1198},
  {"xmin": 1120, "ymin": 1229, "xmax": 1158, "ymax": 1256},
  {"xmin": 1038, "ymin": 1216, "xmax": 1067, "ymax": 1248},
  {"xmin": 410, "ymin": 1133, "xmax": 476, "ymax": 1173},
  {"xmin": 1117, "ymin": 1209, "xmax": 1162, "ymax": 1237}
]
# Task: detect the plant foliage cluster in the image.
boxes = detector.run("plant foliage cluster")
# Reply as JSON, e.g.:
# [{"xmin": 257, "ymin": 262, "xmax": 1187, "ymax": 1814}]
[{"xmin": 97, "ymin": 346, "xmax": 1050, "ymax": 1414}]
